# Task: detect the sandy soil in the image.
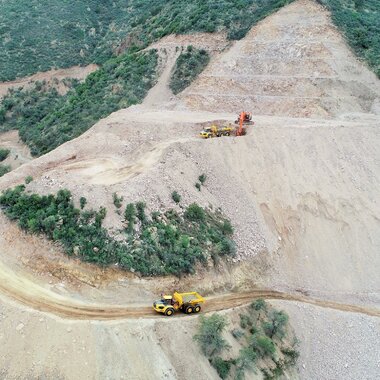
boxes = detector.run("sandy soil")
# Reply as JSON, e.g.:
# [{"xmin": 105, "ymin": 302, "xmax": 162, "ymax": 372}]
[{"xmin": 0, "ymin": 0, "xmax": 379, "ymax": 379}]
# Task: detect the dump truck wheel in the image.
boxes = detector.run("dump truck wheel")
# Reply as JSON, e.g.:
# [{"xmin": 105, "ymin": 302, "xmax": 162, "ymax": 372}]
[
  {"xmin": 165, "ymin": 308, "xmax": 174, "ymax": 316},
  {"xmin": 185, "ymin": 306, "xmax": 194, "ymax": 314},
  {"xmin": 194, "ymin": 305, "xmax": 201, "ymax": 313}
]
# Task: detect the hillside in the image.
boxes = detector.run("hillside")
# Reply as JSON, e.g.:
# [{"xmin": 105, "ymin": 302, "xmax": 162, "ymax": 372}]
[
  {"xmin": 181, "ymin": 0, "xmax": 380, "ymax": 117},
  {"xmin": 0, "ymin": 0, "xmax": 379, "ymax": 379},
  {"xmin": 0, "ymin": 0, "xmax": 293, "ymax": 81}
]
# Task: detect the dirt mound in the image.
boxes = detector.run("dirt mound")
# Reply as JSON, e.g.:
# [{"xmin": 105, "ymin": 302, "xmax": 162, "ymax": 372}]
[{"xmin": 180, "ymin": 0, "xmax": 380, "ymax": 118}]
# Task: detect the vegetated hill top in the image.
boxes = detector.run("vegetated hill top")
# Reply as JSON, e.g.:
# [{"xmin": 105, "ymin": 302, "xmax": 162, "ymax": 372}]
[{"xmin": 0, "ymin": 0, "xmax": 294, "ymax": 82}]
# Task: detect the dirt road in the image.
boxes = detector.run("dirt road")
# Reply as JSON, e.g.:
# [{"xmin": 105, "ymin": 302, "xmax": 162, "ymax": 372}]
[{"xmin": 0, "ymin": 257, "xmax": 378, "ymax": 320}]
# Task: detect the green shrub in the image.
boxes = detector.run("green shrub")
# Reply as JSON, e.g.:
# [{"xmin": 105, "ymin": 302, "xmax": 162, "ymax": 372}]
[
  {"xmin": 250, "ymin": 335, "xmax": 276, "ymax": 358},
  {"xmin": 170, "ymin": 47, "xmax": 210, "ymax": 94},
  {"xmin": 282, "ymin": 348, "xmax": 300, "ymax": 365},
  {"xmin": 79, "ymin": 197, "xmax": 87, "ymax": 210},
  {"xmin": 184, "ymin": 203, "xmax": 205, "ymax": 222},
  {"xmin": 194, "ymin": 314, "xmax": 230, "ymax": 357},
  {"xmin": 113, "ymin": 193, "xmax": 124, "ymax": 209},
  {"xmin": 0, "ymin": 164, "xmax": 11, "ymax": 177},
  {"xmin": 199, "ymin": 174, "xmax": 207, "ymax": 184},
  {"xmin": 25, "ymin": 176, "xmax": 33, "ymax": 184},
  {"xmin": 263, "ymin": 310, "xmax": 289, "ymax": 339},
  {"xmin": 240, "ymin": 313, "xmax": 253, "ymax": 329},
  {"xmin": 171, "ymin": 191, "xmax": 181, "ymax": 204},
  {"xmin": 211, "ymin": 357, "xmax": 232, "ymax": 379},
  {"xmin": 136, "ymin": 201, "xmax": 147, "ymax": 224},
  {"xmin": 195, "ymin": 182, "xmax": 202, "ymax": 191},
  {"xmin": 236, "ymin": 347, "xmax": 258, "ymax": 380},
  {"xmin": 0, "ymin": 148, "xmax": 10, "ymax": 162},
  {"xmin": 250, "ymin": 299, "xmax": 267, "ymax": 312},
  {"xmin": 124, "ymin": 203, "xmax": 136, "ymax": 233},
  {"xmin": 231, "ymin": 328, "xmax": 244, "ymax": 340}
]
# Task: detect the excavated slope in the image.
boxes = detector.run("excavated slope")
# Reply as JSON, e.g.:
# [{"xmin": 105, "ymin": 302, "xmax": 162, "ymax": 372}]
[
  {"xmin": 181, "ymin": 0, "xmax": 380, "ymax": 118},
  {"xmin": 0, "ymin": 1, "xmax": 379, "ymax": 379}
]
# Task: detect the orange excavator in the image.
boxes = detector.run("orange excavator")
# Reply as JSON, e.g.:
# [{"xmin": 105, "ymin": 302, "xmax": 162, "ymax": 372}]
[{"xmin": 234, "ymin": 111, "xmax": 254, "ymax": 136}]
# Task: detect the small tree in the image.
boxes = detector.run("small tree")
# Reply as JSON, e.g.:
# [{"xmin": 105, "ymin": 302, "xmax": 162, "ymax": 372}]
[
  {"xmin": 171, "ymin": 191, "xmax": 181, "ymax": 204},
  {"xmin": 198, "ymin": 173, "xmax": 207, "ymax": 184},
  {"xmin": 195, "ymin": 182, "xmax": 201, "ymax": 191},
  {"xmin": 113, "ymin": 192, "xmax": 123, "ymax": 209},
  {"xmin": 235, "ymin": 347, "xmax": 257, "ymax": 380},
  {"xmin": 194, "ymin": 314, "xmax": 230, "ymax": 357},
  {"xmin": 263, "ymin": 310, "xmax": 289, "ymax": 340},
  {"xmin": 250, "ymin": 334, "xmax": 276, "ymax": 358},
  {"xmin": 125, "ymin": 203, "xmax": 136, "ymax": 233},
  {"xmin": 136, "ymin": 201, "xmax": 147, "ymax": 224},
  {"xmin": 25, "ymin": 175, "xmax": 33, "ymax": 184},
  {"xmin": 184, "ymin": 203, "xmax": 205, "ymax": 222},
  {"xmin": 212, "ymin": 357, "xmax": 231, "ymax": 379},
  {"xmin": 79, "ymin": 197, "xmax": 87, "ymax": 210}
]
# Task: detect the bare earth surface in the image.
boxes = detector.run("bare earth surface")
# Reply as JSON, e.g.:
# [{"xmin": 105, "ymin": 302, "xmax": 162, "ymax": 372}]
[{"xmin": 0, "ymin": 1, "xmax": 379, "ymax": 379}]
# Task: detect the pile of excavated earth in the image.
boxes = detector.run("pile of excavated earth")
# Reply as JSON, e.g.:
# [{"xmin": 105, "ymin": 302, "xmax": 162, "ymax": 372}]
[{"xmin": 0, "ymin": 0, "xmax": 379, "ymax": 379}]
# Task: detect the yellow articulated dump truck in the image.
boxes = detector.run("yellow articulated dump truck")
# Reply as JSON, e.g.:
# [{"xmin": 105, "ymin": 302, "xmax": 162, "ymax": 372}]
[
  {"xmin": 153, "ymin": 291, "xmax": 205, "ymax": 316},
  {"xmin": 200, "ymin": 125, "xmax": 233, "ymax": 139}
]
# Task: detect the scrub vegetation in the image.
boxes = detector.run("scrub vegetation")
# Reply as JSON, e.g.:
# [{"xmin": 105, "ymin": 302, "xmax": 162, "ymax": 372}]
[
  {"xmin": 0, "ymin": 186, "xmax": 235, "ymax": 276},
  {"xmin": 194, "ymin": 300, "xmax": 299, "ymax": 379}
]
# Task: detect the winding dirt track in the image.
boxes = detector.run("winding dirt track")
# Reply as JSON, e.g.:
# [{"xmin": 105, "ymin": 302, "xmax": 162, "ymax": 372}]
[{"xmin": 0, "ymin": 260, "xmax": 378, "ymax": 320}]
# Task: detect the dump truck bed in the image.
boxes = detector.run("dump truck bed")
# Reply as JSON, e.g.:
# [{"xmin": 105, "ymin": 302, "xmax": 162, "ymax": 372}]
[{"xmin": 173, "ymin": 291, "xmax": 205, "ymax": 305}]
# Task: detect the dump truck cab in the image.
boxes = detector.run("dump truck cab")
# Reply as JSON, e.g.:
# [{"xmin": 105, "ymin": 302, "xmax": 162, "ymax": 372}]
[
  {"xmin": 153, "ymin": 291, "xmax": 205, "ymax": 316},
  {"xmin": 200, "ymin": 126, "xmax": 217, "ymax": 139}
]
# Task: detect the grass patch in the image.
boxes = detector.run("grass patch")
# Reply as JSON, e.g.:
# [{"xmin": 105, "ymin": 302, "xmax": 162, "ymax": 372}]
[
  {"xmin": 0, "ymin": 186, "xmax": 235, "ymax": 276},
  {"xmin": 170, "ymin": 46, "xmax": 210, "ymax": 94}
]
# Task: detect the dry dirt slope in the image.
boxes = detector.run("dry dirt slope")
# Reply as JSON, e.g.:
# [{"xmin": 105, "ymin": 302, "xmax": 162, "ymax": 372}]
[
  {"xmin": 181, "ymin": 0, "xmax": 380, "ymax": 118},
  {"xmin": 0, "ymin": 0, "xmax": 379, "ymax": 379}
]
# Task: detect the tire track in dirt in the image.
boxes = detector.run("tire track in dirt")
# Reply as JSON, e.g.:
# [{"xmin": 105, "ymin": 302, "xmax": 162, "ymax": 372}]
[{"xmin": 0, "ymin": 260, "xmax": 378, "ymax": 320}]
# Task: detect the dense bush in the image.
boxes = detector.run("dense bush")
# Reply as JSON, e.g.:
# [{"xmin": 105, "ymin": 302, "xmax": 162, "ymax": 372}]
[
  {"xmin": 170, "ymin": 46, "xmax": 210, "ymax": 94},
  {"xmin": 0, "ymin": 82, "xmax": 63, "ymax": 137},
  {"xmin": 0, "ymin": 0, "xmax": 296, "ymax": 82},
  {"xmin": 0, "ymin": 186, "xmax": 235, "ymax": 276},
  {"xmin": 0, "ymin": 148, "xmax": 10, "ymax": 161},
  {"xmin": 318, "ymin": 0, "xmax": 380, "ymax": 77}
]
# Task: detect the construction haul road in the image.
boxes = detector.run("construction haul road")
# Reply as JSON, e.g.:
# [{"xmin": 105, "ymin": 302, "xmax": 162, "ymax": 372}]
[{"xmin": 0, "ymin": 257, "xmax": 378, "ymax": 320}]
